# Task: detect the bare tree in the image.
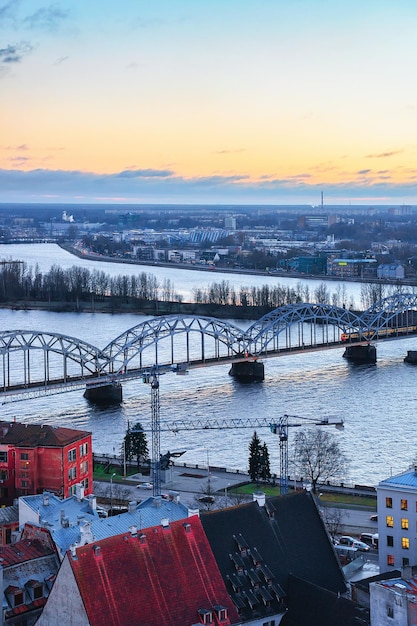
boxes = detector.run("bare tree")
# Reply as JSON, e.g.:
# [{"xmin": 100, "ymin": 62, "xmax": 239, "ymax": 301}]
[
  {"xmin": 319, "ymin": 505, "xmax": 348, "ymax": 541},
  {"xmin": 294, "ymin": 429, "xmax": 349, "ymax": 493}
]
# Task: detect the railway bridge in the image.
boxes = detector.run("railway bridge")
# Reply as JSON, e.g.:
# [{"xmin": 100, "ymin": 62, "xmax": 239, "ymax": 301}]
[{"xmin": 1, "ymin": 293, "xmax": 417, "ymax": 402}]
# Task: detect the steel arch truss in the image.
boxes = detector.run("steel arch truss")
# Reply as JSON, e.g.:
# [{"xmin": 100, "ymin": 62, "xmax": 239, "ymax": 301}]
[
  {"xmin": 359, "ymin": 293, "xmax": 417, "ymax": 340},
  {"xmin": 245, "ymin": 303, "xmax": 363, "ymax": 354},
  {"xmin": 0, "ymin": 330, "xmax": 105, "ymax": 389},
  {"xmin": 101, "ymin": 315, "xmax": 247, "ymax": 373}
]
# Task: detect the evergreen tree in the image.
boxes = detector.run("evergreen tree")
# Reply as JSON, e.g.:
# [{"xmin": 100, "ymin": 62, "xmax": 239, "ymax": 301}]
[
  {"xmin": 248, "ymin": 431, "xmax": 263, "ymax": 482},
  {"xmin": 260, "ymin": 442, "xmax": 271, "ymax": 482},
  {"xmin": 123, "ymin": 422, "xmax": 149, "ymax": 471}
]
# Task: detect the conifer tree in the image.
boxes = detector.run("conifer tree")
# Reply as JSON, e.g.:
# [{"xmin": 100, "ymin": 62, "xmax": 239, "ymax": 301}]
[{"xmin": 248, "ymin": 431, "xmax": 263, "ymax": 482}]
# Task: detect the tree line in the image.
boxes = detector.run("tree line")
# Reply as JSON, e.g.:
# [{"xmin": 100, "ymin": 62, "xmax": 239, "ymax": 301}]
[{"xmin": 0, "ymin": 259, "xmax": 408, "ymax": 310}]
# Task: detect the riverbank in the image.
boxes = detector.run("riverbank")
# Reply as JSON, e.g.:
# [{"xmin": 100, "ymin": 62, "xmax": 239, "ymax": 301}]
[{"xmin": 60, "ymin": 242, "xmax": 417, "ymax": 287}]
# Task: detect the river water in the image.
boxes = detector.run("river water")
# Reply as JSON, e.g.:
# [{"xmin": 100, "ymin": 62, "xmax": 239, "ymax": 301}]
[{"xmin": 0, "ymin": 243, "xmax": 414, "ymax": 487}]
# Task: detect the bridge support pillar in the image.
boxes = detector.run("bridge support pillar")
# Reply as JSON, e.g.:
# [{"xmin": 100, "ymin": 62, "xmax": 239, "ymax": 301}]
[
  {"xmin": 83, "ymin": 382, "xmax": 122, "ymax": 404},
  {"xmin": 343, "ymin": 344, "xmax": 376, "ymax": 364},
  {"xmin": 229, "ymin": 359, "xmax": 265, "ymax": 382}
]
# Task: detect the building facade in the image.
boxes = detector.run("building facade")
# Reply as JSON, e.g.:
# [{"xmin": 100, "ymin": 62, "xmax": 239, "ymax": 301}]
[
  {"xmin": 377, "ymin": 467, "xmax": 417, "ymax": 573},
  {"xmin": 0, "ymin": 421, "xmax": 92, "ymax": 505}
]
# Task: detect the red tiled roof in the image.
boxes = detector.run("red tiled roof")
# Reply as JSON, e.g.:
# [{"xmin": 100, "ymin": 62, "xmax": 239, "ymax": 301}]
[
  {"xmin": 0, "ymin": 421, "xmax": 91, "ymax": 448},
  {"xmin": 0, "ymin": 538, "xmax": 55, "ymax": 567},
  {"xmin": 69, "ymin": 516, "xmax": 240, "ymax": 626}
]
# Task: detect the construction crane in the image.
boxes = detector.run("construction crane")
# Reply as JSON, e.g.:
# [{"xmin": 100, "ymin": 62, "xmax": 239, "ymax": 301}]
[
  {"xmin": 270, "ymin": 414, "xmax": 344, "ymax": 496},
  {"xmin": 142, "ymin": 363, "xmax": 189, "ymax": 497},
  {"xmin": 140, "ymin": 413, "xmax": 344, "ymax": 497}
]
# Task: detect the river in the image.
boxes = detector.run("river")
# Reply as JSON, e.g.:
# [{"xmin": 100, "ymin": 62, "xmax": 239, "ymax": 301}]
[{"xmin": 0, "ymin": 243, "xmax": 414, "ymax": 487}]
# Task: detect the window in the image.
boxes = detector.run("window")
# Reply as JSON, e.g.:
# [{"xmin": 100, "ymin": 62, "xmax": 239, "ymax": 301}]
[
  {"xmin": 387, "ymin": 554, "xmax": 395, "ymax": 566},
  {"xmin": 21, "ymin": 480, "xmax": 28, "ymax": 487},
  {"xmin": 387, "ymin": 605, "xmax": 394, "ymax": 619},
  {"xmin": 13, "ymin": 591, "xmax": 24, "ymax": 607},
  {"xmin": 20, "ymin": 461, "xmax": 29, "ymax": 470},
  {"xmin": 386, "ymin": 497, "xmax": 393, "ymax": 508},
  {"xmin": 81, "ymin": 478, "xmax": 89, "ymax": 490},
  {"xmin": 0, "ymin": 470, "xmax": 8, "ymax": 481},
  {"xmin": 68, "ymin": 448, "xmax": 76, "ymax": 462},
  {"xmin": 80, "ymin": 461, "xmax": 88, "ymax": 475},
  {"xmin": 33, "ymin": 584, "xmax": 43, "ymax": 600},
  {"xmin": 386, "ymin": 515, "xmax": 394, "ymax": 527},
  {"xmin": 0, "ymin": 451, "xmax": 7, "ymax": 463},
  {"xmin": 68, "ymin": 467, "xmax": 76, "ymax": 481},
  {"xmin": 387, "ymin": 535, "xmax": 394, "ymax": 547},
  {"xmin": 402, "ymin": 537, "xmax": 410, "ymax": 549},
  {"xmin": 20, "ymin": 453, "xmax": 29, "ymax": 460},
  {"xmin": 403, "ymin": 557, "xmax": 410, "ymax": 568},
  {"xmin": 79, "ymin": 442, "xmax": 88, "ymax": 457},
  {"xmin": 401, "ymin": 499, "xmax": 408, "ymax": 511},
  {"xmin": 402, "ymin": 518, "xmax": 409, "ymax": 530}
]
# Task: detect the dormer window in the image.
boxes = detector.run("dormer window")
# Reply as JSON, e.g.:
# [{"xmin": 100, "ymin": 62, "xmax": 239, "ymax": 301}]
[
  {"xmin": 198, "ymin": 608, "xmax": 213, "ymax": 624},
  {"xmin": 213, "ymin": 605, "xmax": 228, "ymax": 623},
  {"xmin": 25, "ymin": 580, "xmax": 43, "ymax": 601}
]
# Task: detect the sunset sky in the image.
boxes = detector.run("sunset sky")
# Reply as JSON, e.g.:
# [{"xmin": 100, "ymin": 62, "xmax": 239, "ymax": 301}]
[{"xmin": 2, "ymin": 0, "xmax": 417, "ymax": 205}]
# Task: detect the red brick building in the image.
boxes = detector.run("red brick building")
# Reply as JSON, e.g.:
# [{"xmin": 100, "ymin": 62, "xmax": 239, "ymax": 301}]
[{"xmin": 0, "ymin": 421, "xmax": 92, "ymax": 505}]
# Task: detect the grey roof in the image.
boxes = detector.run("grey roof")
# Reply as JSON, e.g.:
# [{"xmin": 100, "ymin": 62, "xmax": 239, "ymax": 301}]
[
  {"xmin": 0, "ymin": 505, "xmax": 18, "ymax": 525},
  {"xmin": 20, "ymin": 493, "xmax": 191, "ymax": 556}
]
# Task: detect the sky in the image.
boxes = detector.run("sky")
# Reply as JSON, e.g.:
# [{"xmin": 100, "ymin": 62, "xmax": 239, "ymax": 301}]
[{"xmin": 2, "ymin": 0, "xmax": 417, "ymax": 206}]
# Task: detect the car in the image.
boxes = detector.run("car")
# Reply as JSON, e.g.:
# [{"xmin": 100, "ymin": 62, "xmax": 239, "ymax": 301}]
[
  {"xmin": 338, "ymin": 535, "xmax": 370, "ymax": 552},
  {"xmin": 96, "ymin": 506, "xmax": 108, "ymax": 518},
  {"xmin": 198, "ymin": 495, "xmax": 215, "ymax": 504},
  {"xmin": 137, "ymin": 482, "xmax": 153, "ymax": 490},
  {"xmin": 369, "ymin": 514, "xmax": 378, "ymax": 522}
]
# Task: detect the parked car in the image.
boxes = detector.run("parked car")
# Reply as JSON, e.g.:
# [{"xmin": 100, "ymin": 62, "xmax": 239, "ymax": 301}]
[
  {"xmin": 338, "ymin": 536, "xmax": 370, "ymax": 552},
  {"xmin": 359, "ymin": 532, "xmax": 379, "ymax": 548},
  {"xmin": 137, "ymin": 482, "xmax": 153, "ymax": 490},
  {"xmin": 198, "ymin": 495, "xmax": 215, "ymax": 504},
  {"xmin": 96, "ymin": 506, "xmax": 108, "ymax": 518},
  {"xmin": 369, "ymin": 514, "xmax": 378, "ymax": 522}
]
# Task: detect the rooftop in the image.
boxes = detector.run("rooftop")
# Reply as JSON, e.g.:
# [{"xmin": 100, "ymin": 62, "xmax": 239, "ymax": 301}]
[
  {"xmin": 0, "ymin": 421, "xmax": 91, "ymax": 448},
  {"xmin": 378, "ymin": 467, "xmax": 417, "ymax": 490}
]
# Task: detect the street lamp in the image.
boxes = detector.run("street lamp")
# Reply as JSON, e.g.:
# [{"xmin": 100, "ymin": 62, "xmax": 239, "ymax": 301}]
[
  {"xmin": 225, "ymin": 482, "xmax": 231, "ymax": 507},
  {"xmin": 110, "ymin": 472, "xmax": 116, "ymax": 513}
]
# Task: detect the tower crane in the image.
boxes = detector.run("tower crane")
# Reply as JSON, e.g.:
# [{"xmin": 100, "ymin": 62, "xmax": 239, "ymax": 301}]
[
  {"xmin": 140, "ymin": 413, "xmax": 344, "ymax": 497},
  {"xmin": 270, "ymin": 414, "xmax": 344, "ymax": 495}
]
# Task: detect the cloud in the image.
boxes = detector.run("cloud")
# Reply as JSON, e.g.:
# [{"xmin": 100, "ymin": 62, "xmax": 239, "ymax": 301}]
[
  {"xmin": 0, "ymin": 1, "xmax": 19, "ymax": 25},
  {"xmin": 53, "ymin": 55, "xmax": 68, "ymax": 65},
  {"xmin": 114, "ymin": 168, "xmax": 175, "ymax": 179},
  {"xmin": 214, "ymin": 148, "xmax": 246, "ymax": 155},
  {"xmin": 357, "ymin": 169, "xmax": 372, "ymax": 175},
  {"xmin": 0, "ymin": 167, "xmax": 416, "ymax": 205},
  {"xmin": 0, "ymin": 40, "xmax": 33, "ymax": 63},
  {"xmin": 22, "ymin": 4, "xmax": 70, "ymax": 32},
  {"xmin": 366, "ymin": 150, "xmax": 403, "ymax": 158}
]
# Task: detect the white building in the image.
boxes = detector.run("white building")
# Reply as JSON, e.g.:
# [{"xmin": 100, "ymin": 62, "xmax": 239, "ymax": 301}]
[
  {"xmin": 370, "ymin": 574, "xmax": 417, "ymax": 625},
  {"xmin": 377, "ymin": 467, "xmax": 417, "ymax": 573}
]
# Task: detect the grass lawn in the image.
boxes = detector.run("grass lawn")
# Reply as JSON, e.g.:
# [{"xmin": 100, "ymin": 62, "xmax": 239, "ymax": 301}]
[{"xmin": 234, "ymin": 483, "xmax": 377, "ymax": 510}]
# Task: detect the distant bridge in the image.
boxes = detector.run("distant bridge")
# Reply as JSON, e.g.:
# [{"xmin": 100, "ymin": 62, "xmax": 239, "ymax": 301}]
[{"xmin": 1, "ymin": 293, "xmax": 417, "ymax": 401}]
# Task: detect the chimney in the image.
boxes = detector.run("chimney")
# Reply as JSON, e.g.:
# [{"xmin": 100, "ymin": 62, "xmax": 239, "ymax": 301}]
[
  {"xmin": 153, "ymin": 496, "xmax": 162, "ymax": 508},
  {"xmin": 128, "ymin": 501, "xmax": 137, "ymax": 514},
  {"xmin": 92, "ymin": 545, "xmax": 101, "ymax": 557},
  {"xmin": 70, "ymin": 545, "xmax": 77, "ymax": 560},
  {"xmin": 88, "ymin": 494, "xmax": 97, "ymax": 511},
  {"xmin": 42, "ymin": 493, "xmax": 50, "ymax": 506},
  {"xmin": 161, "ymin": 517, "xmax": 170, "ymax": 529},
  {"xmin": 129, "ymin": 525, "xmax": 138, "ymax": 537},
  {"xmin": 75, "ymin": 483, "xmax": 85, "ymax": 501},
  {"xmin": 60, "ymin": 509, "xmax": 65, "ymax": 521},
  {"xmin": 183, "ymin": 522, "xmax": 191, "ymax": 533},
  {"xmin": 252, "ymin": 491, "xmax": 266, "ymax": 507}
]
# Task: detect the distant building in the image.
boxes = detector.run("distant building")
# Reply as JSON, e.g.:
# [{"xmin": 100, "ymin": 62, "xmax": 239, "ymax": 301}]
[
  {"xmin": 377, "ymin": 263, "xmax": 405, "ymax": 280},
  {"xmin": 0, "ymin": 421, "xmax": 92, "ymax": 505},
  {"xmin": 327, "ymin": 257, "xmax": 377, "ymax": 278},
  {"xmin": 377, "ymin": 467, "xmax": 417, "ymax": 573}
]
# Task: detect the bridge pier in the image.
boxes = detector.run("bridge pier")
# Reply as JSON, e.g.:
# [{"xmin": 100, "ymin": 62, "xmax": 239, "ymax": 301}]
[
  {"xmin": 83, "ymin": 382, "xmax": 122, "ymax": 404},
  {"xmin": 229, "ymin": 359, "xmax": 265, "ymax": 382},
  {"xmin": 343, "ymin": 344, "xmax": 376, "ymax": 364}
]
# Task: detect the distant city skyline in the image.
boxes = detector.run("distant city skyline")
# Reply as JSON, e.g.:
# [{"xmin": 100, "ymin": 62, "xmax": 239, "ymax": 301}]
[{"xmin": 2, "ymin": 0, "xmax": 417, "ymax": 205}]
